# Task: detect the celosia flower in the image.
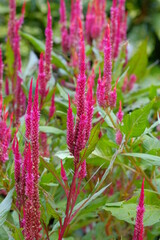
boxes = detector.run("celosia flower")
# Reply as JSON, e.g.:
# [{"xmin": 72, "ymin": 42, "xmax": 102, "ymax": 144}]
[
  {"xmin": 39, "ymin": 132, "xmax": 49, "ymax": 158},
  {"xmin": 97, "ymin": 68, "xmax": 106, "ymax": 107},
  {"xmin": 12, "ymin": 137, "xmax": 22, "ymax": 210},
  {"xmin": 0, "ymin": 119, "xmax": 11, "ymax": 163},
  {"xmin": 24, "ymin": 143, "xmax": 34, "ymax": 240},
  {"xmin": 115, "ymin": 130, "xmax": 122, "ymax": 145},
  {"xmin": 133, "ymin": 179, "xmax": 145, "ymax": 240},
  {"xmin": 39, "ymin": 53, "xmax": 48, "ymax": 106},
  {"xmin": 78, "ymin": 160, "xmax": 87, "ymax": 179},
  {"xmin": 31, "ymin": 78, "xmax": 41, "ymax": 239},
  {"xmin": 0, "ymin": 48, "xmax": 3, "ymax": 98},
  {"xmin": 49, "ymin": 93, "xmax": 56, "ymax": 119},
  {"xmin": 67, "ymin": 96, "xmax": 74, "ymax": 155},
  {"xmin": 110, "ymin": 0, "xmax": 118, "ymax": 49},
  {"xmin": 60, "ymin": 160, "xmax": 68, "ymax": 182},
  {"xmin": 44, "ymin": 1, "xmax": 53, "ymax": 82},
  {"xmin": 116, "ymin": 101, "xmax": 123, "ymax": 123},
  {"xmin": 60, "ymin": 0, "xmax": 69, "ymax": 53},
  {"xmin": 8, "ymin": 0, "xmax": 16, "ymax": 48},
  {"xmin": 109, "ymin": 78, "xmax": 118, "ymax": 108},
  {"xmin": 5, "ymin": 78, "xmax": 9, "ymax": 96},
  {"xmin": 128, "ymin": 74, "xmax": 137, "ymax": 91},
  {"xmin": 103, "ymin": 24, "xmax": 112, "ymax": 95}
]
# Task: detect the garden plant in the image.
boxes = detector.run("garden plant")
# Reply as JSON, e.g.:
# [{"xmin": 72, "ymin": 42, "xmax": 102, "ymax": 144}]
[{"xmin": 0, "ymin": 0, "xmax": 160, "ymax": 239}]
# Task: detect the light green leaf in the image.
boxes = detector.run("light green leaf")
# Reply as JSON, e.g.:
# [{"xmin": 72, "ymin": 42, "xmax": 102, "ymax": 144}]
[
  {"xmin": 104, "ymin": 190, "xmax": 160, "ymax": 226},
  {"xmin": 120, "ymin": 100, "xmax": 154, "ymax": 139},
  {"xmin": 125, "ymin": 40, "xmax": 148, "ymax": 78},
  {"xmin": 122, "ymin": 152, "xmax": 160, "ymax": 166},
  {"xmin": 20, "ymin": 32, "xmax": 71, "ymax": 75},
  {"xmin": 0, "ymin": 189, "xmax": 14, "ymax": 226},
  {"xmin": 39, "ymin": 126, "xmax": 65, "ymax": 135}
]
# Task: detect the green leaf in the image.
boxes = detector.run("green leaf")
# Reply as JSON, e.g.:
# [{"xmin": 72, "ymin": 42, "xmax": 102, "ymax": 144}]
[
  {"xmin": 0, "ymin": 189, "xmax": 14, "ymax": 226},
  {"xmin": 120, "ymin": 100, "xmax": 154, "ymax": 139},
  {"xmin": 20, "ymin": 32, "xmax": 71, "ymax": 75},
  {"xmin": 122, "ymin": 152, "xmax": 160, "ymax": 166},
  {"xmin": 80, "ymin": 122, "xmax": 101, "ymax": 160},
  {"xmin": 56, "ymin": 83, "xmax": 68, "ymax": 101},
  {"xmin": 39, "ymin": 126, "xmax": 65, "ymax": 135},
  {"xmin": 104, "ymin": 190, "xmax": 160, "ymax": 227},
  {"xmin": 125, "ymin": 40, "xmax": 148, "ymax": 79},
  {"xmin": 6, "ymin": 39, "xmax": 14, "ymax": 76}
]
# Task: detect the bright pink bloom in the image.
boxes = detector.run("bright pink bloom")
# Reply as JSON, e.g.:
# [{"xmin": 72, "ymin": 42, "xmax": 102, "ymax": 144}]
[
  {"xmin": 49, "ymin": 93, "xmax": 56, "ymax": 119},
  {"xmin": 118, "ymin": 0, "xmax": 126, "ymax": 41},
  {"xmin": 110, "ymin": 0, "xmax": 118, "ymax": 46},
  {"xmin": 97, "ymin": 68, "xmax": 106, "ymax": 107},
  {"xmin": 103, "ymin": 25, "xmax": 112, "ymax": 95},
  {"xmin": 5, "ymin": 78, "xmax": 9, "ymax": 96},
  {"xmin": 31, "ymin": 78, "xmax": 41, "ymax": 239},
  {"xmin": 60, "ymin": 0, "xmax": 69, "ymax": 52},
  {"xmin": 128, "ymin": 74, "xmax": 137, "ymax": 91},
  {"xmin": 39, "ymin": 53, "xmax": 48, "ymax": 105},
  {"xmin": 76, "ymin": 21, "xmax": 86, "ymax": 118},
  {"xmin": 8, "ymin": 0, "xmax": 16, "ymax": 48},
  {"xmin": 0, "ymin": 48, "xmax": 3, "ymax": 98},
  {"xmin": 116, "ymin": 101, "xmax": 123, "ymax": 123},
  {"xmin": 61, "ymin": 160, "xmax": 68, "ymax": 182},
  {"xmin": 44, "ymin": 1, "xmax": 53, "ymax": 82},
  {"xmin": 109, "ymin": 79, "xmax": 118, "ymax": 108},
  {"xmin": 67, "ymin": 96, "xmax": 74, "ymax": 155},
  {"xmin": 21, "ymin": 79, "xmax": 33, "ymax": 206},
  {"xmin": 0, "ymin": 119, "xmax": 11, "ymax": 163},
  {"xmin": 74, "ymin": 114, "xmax": 87, "ymax": 159},
  {"xmin": 115, "ymin": 130, "xmax": 122, "ymax": 145},
  {"xmin": 12, "ymin": 137, "xmax": 22, "ymax": 210},
  {"xmin": 85, "ymin": 83, "xmax": 94, "ymax": 142},
  {"xmin": 24, "ymin": 143, "xmax": 34, "ymax": 240},
  {"xmin": 78, "ymin": 160, "xmax": 87, "ymax": 179},
  {"xmin": 133, "ymin": 179, "xmax": 145, "ymax": 240}
]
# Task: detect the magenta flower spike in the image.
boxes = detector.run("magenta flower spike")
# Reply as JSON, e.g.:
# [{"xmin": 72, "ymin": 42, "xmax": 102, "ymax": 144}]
[
  {"xmin": 103, "ymin": 24, "xmax": 112, "ymax": 95},
  {"xmin": 0, "ymin": 48, "xmax": 3, "ymax": 98},
  {"xmin": 67, "ymin": 95, "xmax": 74, "ymax": 155},
  {"xmin": 85, "ymin": 83, "xmax": 94, "ymax": 142},
  {"xmin": 24, "ymin": 143, "xmax": 34, "ymax": 240},
  {"xmin": 12, "ymin": 137, "xmax": 22, "ymax": 210},
  {"xmin": 113, "ymin": 12, "xmax": 121, "ymax": 59},
  {"xmin": 31, "ymin": 78, "xmax": 41, "ymax": 239},
  {"xmin": 8, "ymin": 0, "xmax": 16, "ymax": 48},
  {"xmin": 109, "ymin": 78, "xmax": 118, "ymax": 108},
  {"xmin": 78, "ymin": 160, "xmax": 87, "ymax": 179},
  {"xmin": 21, "ymin": 79, "xmax": 33, "ymax": 206},
  {"xmin": 44, "ymin": 1, "xmax": 53, "ymax": 83},
  {"xmin": 60, "ymin": 160, "xmax": 68, "ymax": 182},
  {"xmin": 116, "ymin": 101, "xmax": 123, "ymax": 123},
  {"xmin": 110, "ymin": 0, "xmax": 118, "ymax": 46},
  {"xmin": 128, "ymin": 74, "xmax": 137, "ymax": 91},
  {"xmin": 60, "ymin": 0, "xmax": 69, "ymax": 53},
  {"xmin": 49, "ymin": 93, "xmax": 56, "ymax": 119},
  {"xmin": 97, "ymin": 67, "xmax": 106, "ymax": 107},
  {"xmin": 115, "ymin": 130, "xmax": 123, "ymax": 145},
  {"xmin": 133, "ymin": 179, "xmax": 145, "ymax": 240},
  {"xmin": 5, "ymin": 78, "xmax": 9, "ymax": 96},
  {"xmin": 38, "ymin": 53, "xmax": 48, "ymax": 106},
  {"xmin": 0, "ymin": 117, "xmax": 11, "ymax": 163},
  {"xmin": 76, "ymin": 19, "xmax": 86, "ymax": 118},
  {"xmin": 118, "ymin": 0, "xmax": 126, "ymax": 41},
  {"xmin": 74, "ymin": 114, "xmax": 87, "ymax": 159}
]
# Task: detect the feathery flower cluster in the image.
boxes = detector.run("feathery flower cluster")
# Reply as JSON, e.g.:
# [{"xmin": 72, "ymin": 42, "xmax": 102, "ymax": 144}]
[
  {"xmin": 59, "ymin": 0, "xmax": 69, "ymax": 53},
  {"xmin": 97, "ymin": 25, "xmax": 117, "ymax": 109},
  {"xmin": 122, "ymin": 74, "xmax": 137, "ymax": 93},
  {"xmin": 133, "ymin": 179, "xmax": 145, "ymax": 240},
  {"xmin": 38, "ymin": 53, "xmax": 48, "ymax": 107},
  {"xmin": 67, "ymin": 20, "xmax": 94, "ymax": 163},
  {"xmin": 0, "ymin": 53, "xmax": 11, "ymax": 163},
  {"xmin": 12, "ymin": 79, "xmax": 41, "ymax": 239},
  {"xmin": 12, "ymin": 137, "xmax": 22, "ymax": 210},
  {"xmin": 44, "ymin": 1, "xmax": 53, "ymax": 83},
  {"xmin": 85, "ymin": 0, "xmax": 106, "ymax": 44},
  {"xmin": 110, "ymin": 0, "xmax": 127, "ymax": 59},
  {"xmin": 49, "ymin": 93, "xmax": 56, "ymax": 119},
  {"xmin": 0, "ymin": 48, "xmax": 3, "ymax": 98}
]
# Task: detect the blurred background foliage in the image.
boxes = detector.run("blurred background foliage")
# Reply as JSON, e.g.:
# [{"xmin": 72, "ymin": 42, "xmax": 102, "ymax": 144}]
[{"xmin": 0, "ymin": 0, "xmax": 160, "ymax": 65}]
